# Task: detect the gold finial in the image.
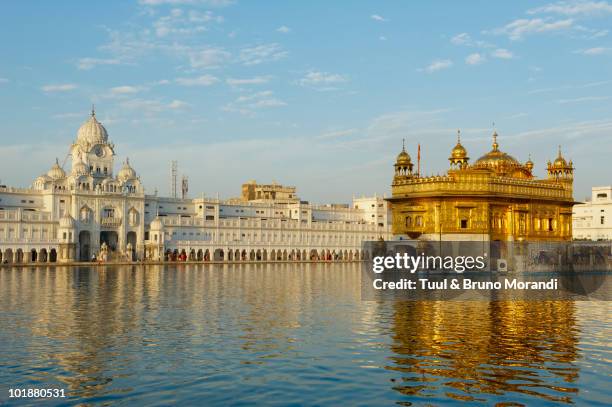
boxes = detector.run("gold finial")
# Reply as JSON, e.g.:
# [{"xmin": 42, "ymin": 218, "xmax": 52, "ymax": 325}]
[
  {"xmin": 492, "ymin": 131, "xmax": 499, "ymax": 151},
  {"xmin": 402, "ymin": 138, "xmax": 406, "ymax": 152},
  {"xmin": 457, "ymin": 129, "xmax": 461, "ymax": 144}
]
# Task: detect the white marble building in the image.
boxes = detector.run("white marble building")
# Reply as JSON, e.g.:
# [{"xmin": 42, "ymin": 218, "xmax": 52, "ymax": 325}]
[
  {"xmin": 0, "ymin": 110, "xmax": 391, "ymax": 264},
  {"xmin": 573, "ymin": 186, "xmax": 612, "ymax": 241}
]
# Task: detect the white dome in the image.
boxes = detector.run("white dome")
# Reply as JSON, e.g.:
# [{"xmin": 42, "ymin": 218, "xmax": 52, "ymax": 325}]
[
  {"xmin": 117, "ymin": 158, "xmax": 137, "ymax": 181},
  {"xmin": 76, "ymin": 109, "xmax": 108, "ymax": 146},
  {"xmin": 150, "ymin": 216, "xmax": 164, "ymax": 230},
  {"xmin": 47, "ymin": 159, "xmax": 66, "ymax": 180},
  {"xmin": 72, "ymin": 157, "xmax": 89, "ymax": 176},
  {"xmin": 59, "ymin": 213, "xmax": 76, "ymax": 229}
]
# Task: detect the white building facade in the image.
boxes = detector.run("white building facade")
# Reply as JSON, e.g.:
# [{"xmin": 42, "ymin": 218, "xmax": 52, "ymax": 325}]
[
  {"xmin": 573, "ymin": 186, "xmax": 612, "ymax": 241},
  {"xmin": 0, "ymin": 111, "xmax": 391, "ymax": 264}
]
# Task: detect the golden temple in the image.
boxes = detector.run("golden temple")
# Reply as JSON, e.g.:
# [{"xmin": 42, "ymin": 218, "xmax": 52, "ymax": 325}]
[{"xmin": 387, "ymin": 131, "xmax": 575, "ymax": 241}]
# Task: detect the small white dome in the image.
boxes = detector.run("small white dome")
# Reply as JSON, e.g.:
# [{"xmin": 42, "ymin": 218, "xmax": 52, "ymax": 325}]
[
  {"xmin": 76, "ymin": 108, "xmax": 108, "ymax": 146},
  {"xmin": 117, "ymin": 158, "xmax": 137, "ymax": 181},
  {"xmin": 150, "ymin": 216, "xmax": 164, "ymax": 230},
  {"xmin": 59, "ymin": 212, "xmax": 76, "ymax": 229},
  {"xmin": 47, "ymin": 159, "xmax": 66, "ymax": 180},
  {"xmin": 72, "ymin": 157, "xmax": 89, "ymax": 176}
]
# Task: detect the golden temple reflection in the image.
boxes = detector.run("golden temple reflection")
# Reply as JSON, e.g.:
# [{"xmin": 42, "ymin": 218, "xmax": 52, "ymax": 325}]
[
  {"xmin": 388, "ymin": 131, "xmax": 575, "ymax": 241},
  {"xmin": 387, "ymin": 300, "xmax": 580, "ymax": 403}
]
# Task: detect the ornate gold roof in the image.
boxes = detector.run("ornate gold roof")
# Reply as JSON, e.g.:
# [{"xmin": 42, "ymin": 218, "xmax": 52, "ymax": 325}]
[
  {"xmin": 472, "ymin": 131, "xmax": 523, "ymax": 175},
  {"xmin": 450, "ymin": 130, "xmax": 468, "ymax": 160},
  {"xmin": 395, "ymin": 140, "xmax": 412, "ymax": 166}
]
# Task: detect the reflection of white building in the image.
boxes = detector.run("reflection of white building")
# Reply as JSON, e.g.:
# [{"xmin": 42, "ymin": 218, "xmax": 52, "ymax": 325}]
[
  {"xmin": 0, "ymin": 109, "xmax": 391, "ymax": 264},
  {"xmin": 573, "ymin": 186, "xmax": 612, "ymax": 241}
]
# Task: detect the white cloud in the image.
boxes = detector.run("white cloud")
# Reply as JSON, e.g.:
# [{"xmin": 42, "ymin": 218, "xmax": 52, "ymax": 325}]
[
  {"xmin": 528, "ymin": 1, "xmax": 612, "ymax": 16},
  {"xmin": 379, "ymin": 36, "xmax": 387, "ymax": 41},
  {"xmin": 239, "ymin": 43, "xmax": 287, "ymax": 65},
  {"xmin": 77, "ymin": 57, "xmax": 122, "ymax": 70},
  {"xmin": 316, "ymin": 129, "xmax": 357, "ymax": 140},
  {"xmin": 574, "ymin": 46, "xmax": 611, "ymax": 54},
  {"xmin": 110, "ymin": 85, "xmax": 142, "ymax": 95},
  {"xmin": 492, "ymin": 48, "xmax": 514, "ymax": 59},
  {"xmin": 52, "ymin": 112, "xmax": 84, "ymax": 119},
  {"xmin": 557, "ymin": 95, "xmax": 611, "ymax": 103},
  {"xmin": 465, "ymin": 53, "xmax": 486, "ymax": 65},
  {"xmin": 493, "ymin": 18, "xmax": 574, "ymax": 40},
  {"xmin": 188, "ymin": 47, "xmax": 231, "ymax": 68},
  {"xmin": 371, "ymin": 14, "xmax": 387, "ymax": 22},
  {"xmin": 276, "ymin": 25, "xmax": 291, "ymax": 33},
  {"xmin": 451, "ymin": 33, "xmax": 471, "ymax": 45},
  {"xmin": 175, "ymin": 74, "xmax": 219, "ymax": 86},
  {"xmin": 422, "ymin": 59, "xmax": 453, "ymax": 73},
  {"xmin": 119, "ymin": 98, "xmax": 189, "ymax": 112},
  {"xmin": 226, "ymin": 76, "xmax": 271, "ymax": 86},
  {"xmin": 139, "ymin": 0, "xmax": 235, "ymax": 6},
  {"xmin": 223, "ymin": 90, "xmax": 286, "ymax": 115},
  {"xmin": 168, "ymin": 100, "xmax": 190, "ymax": 109},
  {"xmin": 299, "ymin": 71, "xmax": 348, "ymax": 86},
  {"xmin": 41, "ymin": 84, "xmax": 77, "ymax": 92}
]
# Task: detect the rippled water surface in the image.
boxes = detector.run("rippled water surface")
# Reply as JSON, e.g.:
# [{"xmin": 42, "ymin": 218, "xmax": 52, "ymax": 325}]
[{"xmin": 0, "ymin": 264, "xmax": 610, "ymax": 406}]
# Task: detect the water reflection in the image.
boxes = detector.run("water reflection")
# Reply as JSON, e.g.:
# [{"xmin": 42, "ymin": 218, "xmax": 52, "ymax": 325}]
[
  {"xmin": 0, "ymin": 264, "xmax": 609, "ymax": 406},
  {"xmin": 388, "ymin": 301, "xmax": 580, "ymax": 404}
]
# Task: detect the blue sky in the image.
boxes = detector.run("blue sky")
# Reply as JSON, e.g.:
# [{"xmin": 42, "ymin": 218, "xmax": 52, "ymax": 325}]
[{"xmin": 0, "ymin": 0, "xmax": 611, "ymax": 202}]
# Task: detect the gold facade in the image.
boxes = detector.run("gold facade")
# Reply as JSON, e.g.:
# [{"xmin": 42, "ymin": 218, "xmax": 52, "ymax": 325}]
[{"xmin": 387, "ymin": 132, "xmax": 575, "ymax": 241}]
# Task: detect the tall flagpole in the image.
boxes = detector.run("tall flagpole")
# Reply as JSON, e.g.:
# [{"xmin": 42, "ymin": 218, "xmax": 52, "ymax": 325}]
[{"xmin": 417, "ymin": 143, "xmax": 421, "ymax": 177}]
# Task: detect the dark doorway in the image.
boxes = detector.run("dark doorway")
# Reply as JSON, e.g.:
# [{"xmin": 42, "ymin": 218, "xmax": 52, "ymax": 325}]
[
  {"xmin": 100, "ymin": 231, "xmax": 119, "ymax": 252},
  {"xmin": 79, "ymin": 231, "xmax": 91, "ymax": 261}
]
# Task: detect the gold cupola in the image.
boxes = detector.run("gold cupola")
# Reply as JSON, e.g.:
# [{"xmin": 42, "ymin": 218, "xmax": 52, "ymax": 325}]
[
  {"xmin": 472, "ymin": 131, "xmax": 525, "ymax": 177},
  {"xmin": 547, "ymin": 145, "xmax": 574, "ymax": 182},
  {"xmin": 449, "ymin": 129, "xmax": 469, "ymax": 169},
  {"xmin": 393, "ymin": 139, "xmax": 414, "ymax": 180}
]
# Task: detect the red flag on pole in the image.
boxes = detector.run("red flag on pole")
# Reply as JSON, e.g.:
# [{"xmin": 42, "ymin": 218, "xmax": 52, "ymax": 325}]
[{"xmin": 417, "ymin": 143, "xmax": 421, "ymax": 176}]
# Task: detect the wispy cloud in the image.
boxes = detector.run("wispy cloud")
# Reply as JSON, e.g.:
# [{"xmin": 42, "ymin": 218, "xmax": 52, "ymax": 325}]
[
  {"xmin": 574, "ymin": 46, "xmax": 612, "ymax": 54},
  {"xmin": 492, "ymin": 48, "xmax": 514, "ymax": 59},
  {"xmin": 226, "ymin": 76, "xmax": 271, "ymax": 86},
  {"xmin": 316, "ymin": 129, "xmax": 357, "ymax": 140},
  {"xmin": 139, "ymin": 0, "xmax": 235, "ymax": 6},
  {"xmin": 223, "ymin": 90, "xmax": 286, "ymax": 115},
  {"xmin": 41, "ymin": 83, "xmax": 77, "ymax": 92},
  {"xmin": 175, "ymin": 74, "xmax": 219, "ymax": 86},
  {"xmin": 451, "ymin": 33, "xmax": 472, "ymax": 45},
  {"xmin": 491, "ymin": 18, "xmax": 574, "ymax": 40},
  {"xmin": 422, "ymin": 59, "xmax": 453, "ymax": 73},
  {"xmin": 77, "ymin": 57, "xmax": 122, "ymax": 70},
  {"xmin": 276, "ymin": 25, "xmax": 290, "ymax": 33},
  {"xmin": 557, "ymin": 95, "xmax": 611, "ymax": 103},
  {"xmin": 188, "ymin": 47, "xmax": 231, "ymax": 68},
  {"xmin": 465, "ymin": 53, "xmax": 486, "ymax": 65},
  {"xmin": 528, "ymin": 1, "xmax": 612, "ymax": 16},
  {"xmin": 239, "ymin": 43, "xmax": 287, "ymax": 65},
  {"xmin": 298, "ymin": 71, "xmax": 348, "ymax": 86},
  {"xmin": 119, "ymin": 98, "xmax": 190, "ymax": 113},
  {"xmin": 371, "ymin": 14, "xmax": 387, "ymax": 22},
  {"xmin": 110, "ymin": 85, "xmax": 143, "ymax": 95}
]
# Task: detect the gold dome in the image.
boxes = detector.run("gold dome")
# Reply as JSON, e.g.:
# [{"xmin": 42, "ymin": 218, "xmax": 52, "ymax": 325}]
[
  {"xmin": 395, "ymin": 140, "xmax": 412, "ymax": 166},
  {"xmin": 472, "ymin": 131, "xmax": 523, "ymax": 174},
  {"xmin": 450, "ymin": 130, "xmax": 468, "ymax": 159},
  {"xmin": 553, "ymin": 146, "xmax": 568, "ymax": 168},
  {"xmin": 525, "ymin": 155, "xmax": 534, "ymax": 171}
]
